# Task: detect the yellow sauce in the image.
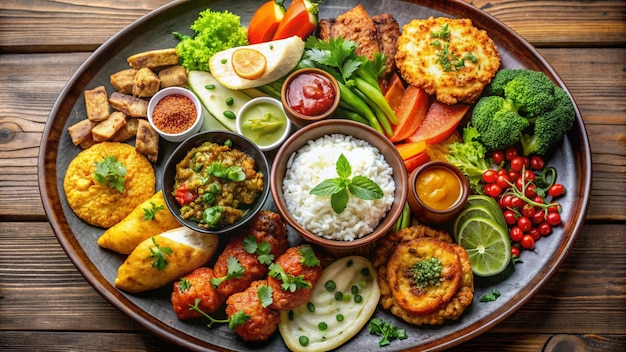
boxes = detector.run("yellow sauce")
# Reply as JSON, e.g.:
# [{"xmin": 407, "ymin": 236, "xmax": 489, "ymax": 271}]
[{"xmin": 415, "ymin": 166, "xmax": 461, "ymax": 210}]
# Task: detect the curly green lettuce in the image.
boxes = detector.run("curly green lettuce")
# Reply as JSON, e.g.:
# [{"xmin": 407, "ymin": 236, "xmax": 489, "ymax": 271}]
[{"xmin": 174, "ymin": 9, "xmax": 248, "ymax": 72}]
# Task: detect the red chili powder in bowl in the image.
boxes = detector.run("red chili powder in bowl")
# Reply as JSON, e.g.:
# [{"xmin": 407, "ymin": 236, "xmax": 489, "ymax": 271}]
[{"xmin": 152, "ymin": 94, "xmax": 197, "ymax": 134}]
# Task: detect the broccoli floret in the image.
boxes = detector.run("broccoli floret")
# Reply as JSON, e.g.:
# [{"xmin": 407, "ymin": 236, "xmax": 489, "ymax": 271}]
[
  {"xmin": 447, "ymin": 127, "xmax": 491, "ymax": 193},
  {"xmin": 471, "ymin": 95, "xmax": 531, "ymax": 151},
  {"xmin": 471, "ymin": 68, "xmax": 576, "ymax": 156},
  {"xmin": 520, "ymin": 88, "xmax": 576, "ymax": 156}
]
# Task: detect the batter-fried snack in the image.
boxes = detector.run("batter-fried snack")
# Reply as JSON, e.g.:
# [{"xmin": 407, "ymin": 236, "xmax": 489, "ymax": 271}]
[
  {"xmin": 171, "ymin": 267, "xmax": 224, "ymax": 320},
  {"xmin": 97, "ymin": 190, "xmax": 181, "ymax": 254},
  {"xmin": 395, "ymin": 17, "xmax": 500, "ymax": 105},
  {"xmin": 63, "ymin": 142, "xmax": 155, "ymax": 228},
  {"xmin": 115, "ymin": 226, "xmax": 219, "ymax": 293},
  {"xmin": 84, "ymin": 85, "xmax": 110, "ymax": 122},
  {"xmin": 374, "ymin": 225, "xmax": 474, "ymax": 325}
]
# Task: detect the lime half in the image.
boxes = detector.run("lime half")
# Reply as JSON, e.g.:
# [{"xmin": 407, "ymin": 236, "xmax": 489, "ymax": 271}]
[
  {"xmin": 453, "ymin": 205, "xmax": 495, "ymax": 242},
  {"xmin": 465, "ymin": 195, "xmax": 508, "ymax": 230},
  {"xmin": 457, "ymin": 217, "xmax": 511, "ymax": 277}
]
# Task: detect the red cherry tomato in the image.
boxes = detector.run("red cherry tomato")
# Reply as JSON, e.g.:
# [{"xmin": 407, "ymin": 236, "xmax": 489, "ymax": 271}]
[
  {"xmin": 538, "ymin": 222, "xmax": 553, "ymax": 236},
  {"xmin": 546, "ymin": 212, "xmax": 562, "ymax": 226},
  {"xmin": 510, "ymin": 226, "xmax": 524, "ymax": 242},
  {"xmin": 548, "ymin": 202, "xmax": 562, "ymax": 213},
  {"xmin": 496, "ymin": 174, "xmax": 511, "ymax": 189},
  {"xmin": 484, "ymin": 183, "xmax": 503, "ymax": 198},
  {"xmin": 511, "ymin": 246, "xmax": 521, "ymax": 258},
  {"xmin": 508, "ymin": 170, "xmax": 521, "ymax": 183},
  {"xmin": 504, "ymin": 210, "xmax": 518, "ymax": 225},
  {"xmin": 530, "ymin": 155, "xmax": 545, "ymax": 170},
  {"xmin": 524, "ymin": 170, "xmax": 536, "ymax": 181},
  {"xmin": 531, "ymin": 209, "xmax": 546, "ymax": 224},
  {"xmin": 528, "ymin": 228, "xmax": 541, "ymax": 241},
  {"xmin": 517, "ymin": 216, "xmax": 532, "ymax": 232},
  {"xmin": 505, "ymin": 146, "xmax": 518, "ymax": 161},
  {"xmin": 492, "ymin": 150, "xmax": 505, "ymax": 165},
  {"xmin": 525, "ymin": 183, "xmax": 537, "ymax": 198},
  {"xmin": 511, "ymin": 196, "xmax": 525, "ymax": 209},
  {"xmin": 548, "ymin": 183, "xmax": 566, "ymax": 198},
  {"xmin": 174, "ymin": 183, "xmax": 197, "ymax": 206},
  {"xmin": 510, "ymin": 156, "xmax": 525, "ymax": 172},
  {"xmin": 520, "ymin": 234, "xmax": 535, "ymax": 250},
  {"xmin": 521, "ymin": 205, "xmax": 536, "ymax": 218},
  {"xmin": 483, "ymin": 169, "xmax": 498, "ymax": 184}
]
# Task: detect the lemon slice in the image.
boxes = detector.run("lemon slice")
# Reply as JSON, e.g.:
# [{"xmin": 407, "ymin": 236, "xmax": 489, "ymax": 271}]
[
  {"xmin": 232, "ymin": 48, "xmax": 266, "ymax": 80},
  {"xmin": 456, "ymin": 217, "xmax": 511, "ymax": 277}
]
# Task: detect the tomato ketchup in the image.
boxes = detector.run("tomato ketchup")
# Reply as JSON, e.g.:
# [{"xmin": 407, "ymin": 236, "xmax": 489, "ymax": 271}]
[{"xmin": 285, "ymin": 72, "xmax": 336, "ymax": 116}]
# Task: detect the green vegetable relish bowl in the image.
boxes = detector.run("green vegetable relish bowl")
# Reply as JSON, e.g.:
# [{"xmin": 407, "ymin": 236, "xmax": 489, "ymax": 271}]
[
  {"xmin": 162, "ymin": 130, "xmax": 270, "ymax": 235},
  {"xmin": 270, "ymin": 119, "xmax": 408, "ymax": 258}
]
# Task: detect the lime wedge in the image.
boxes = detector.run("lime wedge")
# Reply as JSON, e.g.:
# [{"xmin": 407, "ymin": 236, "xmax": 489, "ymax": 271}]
[{"xmin": 456, "ymin": 217, "xmax": 511, "ymax": 277}]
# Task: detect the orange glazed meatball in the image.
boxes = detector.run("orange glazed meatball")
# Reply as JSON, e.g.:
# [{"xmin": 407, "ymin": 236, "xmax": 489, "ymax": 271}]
[
  {"xmin": 171, "ymin": 267, "xmax": 223, "ymax": 320},
  {"xmin": 225, "ymin": 280, "xmax": 280, "ymax": 342},
  {"xmin": 268, "ymin": 244, "xmax": 323, "ymax": 311}
]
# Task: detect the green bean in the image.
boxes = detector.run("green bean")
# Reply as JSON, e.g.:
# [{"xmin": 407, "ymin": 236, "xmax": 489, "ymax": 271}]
[
  {"xmin": 353, "ymin": 87, "xmax": 392, "ymax": 136},
  {"xmin": 334, "ymin": 107, "xmax": 370, "ymax": 125},
  {"xmin": 337, "ymin": 81, "xmax": 383, "ymax": 134},
  {"xmin": 353, "ymin": 76, "xmax": 398, "ymax": 125}
]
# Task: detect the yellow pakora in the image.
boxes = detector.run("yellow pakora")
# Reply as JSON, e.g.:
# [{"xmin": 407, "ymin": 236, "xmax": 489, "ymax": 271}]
[{"xmin": 63, "ymin": 142, "xmax": 155, "ymax": 228}]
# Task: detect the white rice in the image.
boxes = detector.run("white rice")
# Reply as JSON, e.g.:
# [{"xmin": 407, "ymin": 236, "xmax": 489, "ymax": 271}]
[{"xmin": 282, "ymin": 134, "xmax": 395, "ymax": 241}]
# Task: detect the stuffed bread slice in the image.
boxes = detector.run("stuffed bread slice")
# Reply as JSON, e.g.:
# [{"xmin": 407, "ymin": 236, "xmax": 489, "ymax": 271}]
[
  {"xmin": 98, "ymin": 190, "xmax": 181, "ymax": 254},
  {"xmin": 115, "ymin": 226, "xmax": 219, "ymax": 293}
]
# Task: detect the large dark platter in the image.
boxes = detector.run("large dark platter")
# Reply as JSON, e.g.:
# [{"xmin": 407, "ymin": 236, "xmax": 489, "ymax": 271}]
[{"xmin": 38, "ymin": 0, "xmax": 592, "ymax": 351}]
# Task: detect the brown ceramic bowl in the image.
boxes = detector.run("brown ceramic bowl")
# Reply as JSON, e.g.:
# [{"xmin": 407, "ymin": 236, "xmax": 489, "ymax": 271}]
[
  {"xmin": 270, "ymin": 120, "xmax": 408, "ymax": 257},
  {"xmin": 407, "ymin": 161, "xmax": 470, "ymax": 225},
  {"xmin": 280, "ymin": 68, "xmax": 340, "ymax": 127}
]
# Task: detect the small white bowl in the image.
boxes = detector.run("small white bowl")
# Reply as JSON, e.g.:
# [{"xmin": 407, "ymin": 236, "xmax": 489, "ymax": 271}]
[
  {"xmin": 147, "ymin": 87, "xmax": 203, "ymax": 142},
  {"xmin": 236, "ymin": 97, "xmax": 291, "ymax": 152}
]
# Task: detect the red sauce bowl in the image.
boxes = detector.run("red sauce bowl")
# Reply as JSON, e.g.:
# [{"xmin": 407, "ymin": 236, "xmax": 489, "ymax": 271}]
[{"xmin": 281, "ymin": 68, "xmax": 340, "ymax": 127}]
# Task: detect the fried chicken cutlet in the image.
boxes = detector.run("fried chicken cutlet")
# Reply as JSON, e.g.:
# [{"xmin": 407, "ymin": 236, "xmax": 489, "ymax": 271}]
[
  {"xmin": 317, "ymin": 5, "xmax": 400, "ymax": 74},
  {"xmin": 374, "ymin": 225, "xmax": 474, "ymax": 325},
  {"xmin": 395, "ymin": 17, "xmax": 501, "ymax": 105}
]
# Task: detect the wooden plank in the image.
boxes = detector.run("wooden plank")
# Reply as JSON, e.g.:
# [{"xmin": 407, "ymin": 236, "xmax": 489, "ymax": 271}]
[
  {"xmin": 1, "ymin": 222, "xmax": 623, "ymax": 335},
  {"xmin": 1, "ymin": 49, "xmax": 623, "ymax": 221},
  {"xmin": 0, "ymin": 0, "xmax": 624, "ymax": 52}
]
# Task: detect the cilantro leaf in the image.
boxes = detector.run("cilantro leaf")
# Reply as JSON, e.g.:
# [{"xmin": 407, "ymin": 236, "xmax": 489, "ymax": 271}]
[
  {"xmin": 242, "ymin": 235, "xmax": 258, "ymax": 254},
  {"xmin": 368, "ymin": 318, "xmax": 408, "ymax": 347},
  {"xmin": 242, "ymin": 236, "xmax": 274, "ymax": 265},
  {"xmin": 178, "ymin": 277, "xmax": 191, "ymax": 292},
  {"xmin": 479, "ymin": 289, "xmax": 501, "ymax": 302},
  {"xmin": 298, "ymin": 245, "xmax": 320, "ymax": 267},
  {"xmin": 257, "ymin": 284, "xmax": 274, "ymax": 308},
  {"xmin": 143, "ymin": 202, "xmax": 165, "ymax": 220},
  {"xmin": 268, "ymin": 263, "xmax": 311, "ymax": 292},
  {"xmin": 228, "ymin": 310, "xmax": 251, "ymax": 329},
  {"xmin": 94, "ymin": 155, "xmax": 126, "ymax": 192},
  {"xmin": 210, "ymin": 256, "xmax": 244, "ymax": 287},
  {"xmin": 147, "ymin": 237, "xmax": 173, "ymax": 271}
]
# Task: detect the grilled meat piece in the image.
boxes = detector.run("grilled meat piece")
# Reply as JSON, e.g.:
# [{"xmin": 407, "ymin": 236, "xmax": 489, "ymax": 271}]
[{"xmin": 373, "ymin": 14, "xmax": 400, "ymax": 74}]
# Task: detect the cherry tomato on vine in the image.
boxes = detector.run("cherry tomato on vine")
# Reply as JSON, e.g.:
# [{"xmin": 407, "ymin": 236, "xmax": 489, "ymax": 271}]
[
  {"xmin": 520, "ymin": 234, "xmax": 535, "ymax": 250},
  {"xmin": 548, "ymin": 183, "xmax": 566, "ymax": 198},
  {"xmin": 531, "ymin": 209, "xmax": 546, "ymax": 224},
  {"xmin": 505, "ymin": 146, "xmax": 518, "ymax": 161},
  {"xmin": 546, "ymin": 212, "xmax": 562, "ymax": 226},
  {"xmin": 521, "ymin": 205, "xmax": 536, "ymax": 218},
  {"xmin": 492, "ymin": 150, "xmax": 505, "ymax": 165},
  {"xmin": 530, "ymin": 155, "xmax": 545, "ymax": 170},
  {"xmin": 538, "ymin": 222, "xmax": 553, "ymax": 236},
  {"xmin": 524, "ymin": 169, "xmax": 536, "ymax": 181},
  {"xmin": 504, "ymin": 210, "xmax": 518, "ymax": 225},
  {"xmin": 483, "ymin": 169, "xmax": 498, "ymax": 184},
  {"xmin": 548, "ymin": 202, "xmax": 561, "ymax": 213},
  {"xmin": 496, "ymin": 174, "xmax": 511, "ymax": 189},
  {"xmin": 529, "ymin": 228, "xmax": 541, "ymax": 241},
  {"xmin": 508, "ymin": 170, "xmax": 521, "ymax": 183},
  {"xmin": 510, "ymin": 156, "xmax": 525, "ymax": 171},
  {"xmin": 517, "ymin": 216, "xmax": 533, "ymax": 232},
  {"xmin": 484, "ymin": 183, "xmax": 503, "ymax": 198},
  {"xmin": 511, "ymin": 246, "xmax": 521, "ymax": 258},
  {"xmin": 525, "ymin": 183, "xmax": 537, "ymax": 198},
  {"xmin": 510, "ymin": 226, "xmax": 524, "ymax": 242}
]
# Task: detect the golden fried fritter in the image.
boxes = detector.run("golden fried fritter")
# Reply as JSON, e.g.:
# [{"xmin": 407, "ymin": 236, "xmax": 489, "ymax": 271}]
[
  {"xmin": 395, "ymin": 17, "xmax": 500, "ymax": 105},
  {"xmin": 63, "ymin": 142, "xmax": 155, "ymax": 228},
  {"xmin": 386, "ymin": 238, "xmax": 462, "ymax": 315},
  {"xmin": 225, "ymin": 280, "xmax": 280, "ymax": 342},
  {"xmin": 374, "ymin": 225, "xmax": 474, "ymax": 325}
]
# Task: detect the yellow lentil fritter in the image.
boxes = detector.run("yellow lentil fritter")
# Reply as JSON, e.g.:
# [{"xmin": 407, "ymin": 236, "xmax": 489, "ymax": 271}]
[{"xmin": 64, "ymin": 142, "xmax": 155, "ymax": 228}]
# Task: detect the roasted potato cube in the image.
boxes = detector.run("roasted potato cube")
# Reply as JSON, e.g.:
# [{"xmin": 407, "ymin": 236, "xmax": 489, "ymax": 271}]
[
  {"xmin": 109, "ymin": 92, "xmax": 149, "ymax": 118},
  {"xmin": 132, "ymin": 68, "xmax": 160, "ymax": 98},
  {"xmin": 110, "ymin": 68, "xmax": 138, "ymax": 94},
  {"xmin": 159, "ymin": 65, "xmax": 188, "ymax": 88},
  {"xmin": 110, "ymin": 117, "xmax": 139, "ymax": 142},
  {"xmin": 67, "ymin": 119, "xmax": 96, "ymax": 146},
  {"xmin": 127, "ymin": 48, "xmax": 179, "ymax": 70},
  {"xmin": 92, "ymin": 111, "xmax": 127, "ymax": 142},
  {"xmin": 135, "ymin": 119, "xmax": 159, "ymax": 163},
  {"xmin": 84, "ymin": 86, "xmax": 110, "ymax": 122}
]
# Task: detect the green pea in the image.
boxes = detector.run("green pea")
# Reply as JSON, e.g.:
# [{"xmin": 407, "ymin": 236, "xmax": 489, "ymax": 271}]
[
  {"xmin": 223, "ymin": 110, "xmax": 236, "ymax": 119},
  {"xmin": 351, "ymin": 285, "xmax": 359, "ymax": 294},
  {"xmin": 336, "ymin": 314, "xmax": 344, "ymax": 322},
  {"xmin": 204, "ymin": 84, "xmax": 216, "ymax": 90},
  {"xmin": 307, "ymin": 302, "xmax": 315, "ymax": 313},
  {"xmin": 318, "ymin": 322, "xmax": 328, "ymax": 330},
  {"xmin": 354, "ymin": 294, "xmax": 363, "ymax": 303},
  {"xmin": 361, "ymin": 268, "xmax": 371, "ymax": 277},
  {"xmin": 299, "ymin": 336, "xmax": 309, "ymax": 346},
  {"xmin": 225, "ymin": 97, "xmax": 234, "ymax": 106},
  {"xmin": 324, "ymin": 280, "xmax": 336, "ymax": 292},
  {"xmin": 334, "ymin": 292, "xmax": 343, "ymax": 301}
]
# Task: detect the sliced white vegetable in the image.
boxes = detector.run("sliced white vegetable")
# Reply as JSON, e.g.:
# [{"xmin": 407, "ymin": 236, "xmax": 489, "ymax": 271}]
[
  {"xmin": 209, "ymin": 36, "xmax": 305, "ymax": 90},
  {"xmin": 279, "ymin": 256, "xmax": 381, "ymax": 352},
  {"xmin": 187, "ymin": 70, "xmax": 251, "ymax": 132}
]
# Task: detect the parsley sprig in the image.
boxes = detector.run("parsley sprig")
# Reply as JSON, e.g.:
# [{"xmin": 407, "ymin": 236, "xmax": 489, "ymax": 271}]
[
  {"xmin": 188, "ymin": 298, "xmax": 250, "ymax": 329},
  {"xmin": 430, "ymin": 23, "xmax": 478, "ymax": 72},
  {"xmin": 210, "ymin": 257, "xmax": 245, "ymax": 287},
  {"xmin": 368, "ymin": 318, "xmax": 408, "ymax": 347},
  {"xmin": 267, "ymin": 245, "xmax": 320, "ymax": 292},
  {"xmin": 242, "ymin": 235, "xmax": 274, "ymax": 265},
  {"xmin": 93, "ymin": 155, "xmax": 126, "ymax": 192},
  {"xmin": 147, "ymin": 237, "xmax": 173, "ymax": 271},
  {"xmin": 143, "ymin": 202, "xmax": 165, "ymax": 220},
  {"xmin": 309, "ymin": 154, "xmax": 383, "ymax": 213}
]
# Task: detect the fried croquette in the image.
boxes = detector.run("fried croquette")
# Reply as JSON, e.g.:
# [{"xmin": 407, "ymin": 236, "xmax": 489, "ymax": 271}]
[
  {"xmin": 268, "ymin": 245, "xmax": 323, "ymax": 311},
  {"xmin": 171, "ymin": 267, "xmax": 224, "ymax": 320},
  {"xmin": 63, "ymin": 142, "xmax": 155, "ymax": 228},
  {"xmin": 225, "ymin": 280, "xmax": 280, "ymax": 342},
  {"xmin": 374, "ymin": 225, "xmax": 474, "ymax": 325},
  {"xmin": 395, "ymin": 17, "xmax": 501, "ymax": 105},
  {"xmin": 386, "ymin": 238, "xmax": 462, "ymax": 315}
]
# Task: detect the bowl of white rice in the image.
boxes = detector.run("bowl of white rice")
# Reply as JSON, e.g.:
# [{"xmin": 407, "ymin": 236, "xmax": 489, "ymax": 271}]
[{"xmin": 270, "ymin": 120, "xmax": 408, "ymax": 257}]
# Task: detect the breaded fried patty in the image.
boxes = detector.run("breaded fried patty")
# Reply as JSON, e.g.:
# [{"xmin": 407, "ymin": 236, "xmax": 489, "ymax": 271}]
[
  {"xmin": 374, "ymin": 225, "xmax": 474, "ymax": 325},
  {"xmin": 395, "ymin": 17, "xmax": 500, "ymax": 105},
  {"xmin": 64, "ymin": 142, "xmax": 155, "ymax": 228}
]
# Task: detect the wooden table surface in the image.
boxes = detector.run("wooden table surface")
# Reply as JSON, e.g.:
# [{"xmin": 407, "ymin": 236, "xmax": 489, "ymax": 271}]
[{"xmin": 1, "ymin": 0, "xmax": 625, "ymax": 351}]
